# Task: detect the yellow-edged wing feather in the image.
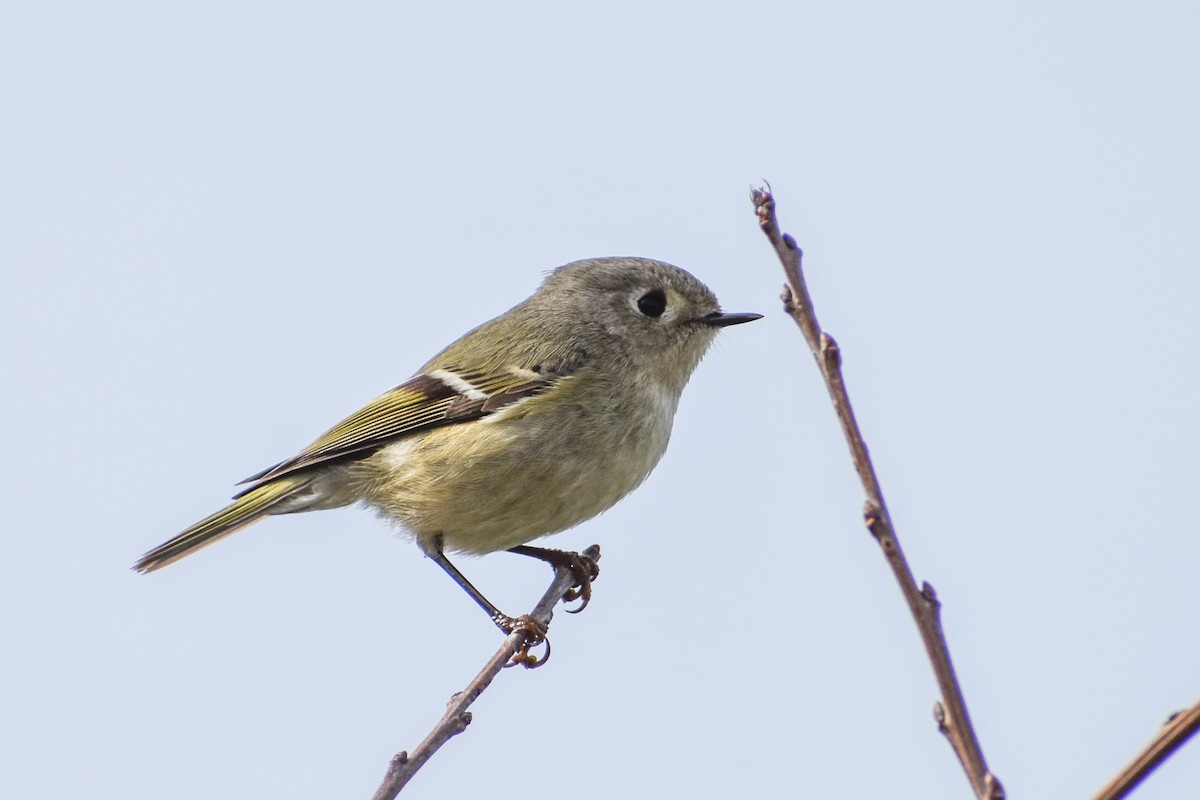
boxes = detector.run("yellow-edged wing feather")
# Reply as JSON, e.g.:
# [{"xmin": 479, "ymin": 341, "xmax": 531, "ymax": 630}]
[
  {"xmin": 133, "ymin": 475, "xmax": 313, "ymax": 572},
  {"xmin": 134, "ymin": 365, "xmax": 572, "ymax": 573},
  {"xmin": 236, "ymin": 367, "xmax": 560, "ymax": 491}
]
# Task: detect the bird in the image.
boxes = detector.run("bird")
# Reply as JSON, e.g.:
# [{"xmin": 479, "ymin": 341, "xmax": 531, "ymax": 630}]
[{"xmin": 134, "ymin": 257, "xmax": 760, "ymax": 632}]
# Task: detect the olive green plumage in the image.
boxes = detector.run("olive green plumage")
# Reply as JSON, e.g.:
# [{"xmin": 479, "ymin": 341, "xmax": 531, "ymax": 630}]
[{"xmin": 134, "ymin": 257, "xmax": 759, "ymax": 572}]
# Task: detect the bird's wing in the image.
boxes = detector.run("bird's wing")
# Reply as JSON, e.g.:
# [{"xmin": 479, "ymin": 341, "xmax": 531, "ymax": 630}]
[{"xmin": 235, "ymin": 365, "xmax": 566, "ymax": 492}]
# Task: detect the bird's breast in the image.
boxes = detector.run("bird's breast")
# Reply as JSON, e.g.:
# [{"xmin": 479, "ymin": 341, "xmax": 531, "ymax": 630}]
[{"xmin": 358, "ymin": 377, "xmax": 681, "ymax": 553}]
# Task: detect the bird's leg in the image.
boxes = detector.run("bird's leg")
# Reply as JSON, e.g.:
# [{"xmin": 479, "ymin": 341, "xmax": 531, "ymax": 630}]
[
  {"xmin": 506, "ymin": 545, "xmax": 601, "ymax": 613},
  {"xmin": 417, "ymin": 534, "xmax": 549, "ymax": 665}
]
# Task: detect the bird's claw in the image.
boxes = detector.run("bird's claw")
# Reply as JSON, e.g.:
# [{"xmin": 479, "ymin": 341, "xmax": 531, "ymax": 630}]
[
  {"xmin": 556, "ymin": 551, "xmax": 601, "ymax": 613},
  {"xmin": 497, "ymin": 614, "xmax": 551, "ymax": 669}
]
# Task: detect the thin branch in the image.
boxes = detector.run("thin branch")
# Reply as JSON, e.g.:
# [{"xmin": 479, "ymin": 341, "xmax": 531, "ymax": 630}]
[
  {"xmin": 369, "ymin": 544, "xmax": 602, "ymax": 799},
  {"xmin": 751, "ymin": 186, "xmax": 1003, "ymax": 800},
  {"xmin": 1093, "ymin": 700, "xmax": 1200, "ymax": 800}
]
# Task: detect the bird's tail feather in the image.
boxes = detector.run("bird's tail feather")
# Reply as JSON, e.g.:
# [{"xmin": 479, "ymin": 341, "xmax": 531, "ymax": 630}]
[{"xmin": 134, "ymin": 475, "xmax": 313, "ymax": 573}]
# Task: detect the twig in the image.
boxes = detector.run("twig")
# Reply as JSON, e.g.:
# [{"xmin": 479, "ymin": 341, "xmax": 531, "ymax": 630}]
[
  {"xmin": 1093, "ymin": 700, "xmax": 1200, "ymax": 800},
  {"xmin": 751, "ymin": 186, "xmax": 1003, "ymax": 800},
  {"xmin": 369, "ymin": 544, "xmax": 602, "ymax": 799}
]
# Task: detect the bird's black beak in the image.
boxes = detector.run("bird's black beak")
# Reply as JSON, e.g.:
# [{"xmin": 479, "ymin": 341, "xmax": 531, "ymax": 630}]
[{"xmin": 699, "ymin": 311, "xmax": 763, "ymax": 328}]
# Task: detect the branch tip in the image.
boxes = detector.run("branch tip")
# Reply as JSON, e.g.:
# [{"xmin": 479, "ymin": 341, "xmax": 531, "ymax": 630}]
[{"xmin": 752, "ymin": 187, "xmax": 779, "ymax": 233}]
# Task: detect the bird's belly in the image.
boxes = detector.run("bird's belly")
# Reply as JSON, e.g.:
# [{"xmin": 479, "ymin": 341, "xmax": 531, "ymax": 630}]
[{"xmin": 357, "ymin": 406, "xmax": 669, "ymax": 554}]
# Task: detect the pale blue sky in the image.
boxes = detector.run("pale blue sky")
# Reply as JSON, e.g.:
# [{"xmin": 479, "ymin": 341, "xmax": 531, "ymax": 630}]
[{"xmin": 2, "ymin": 2, "xmax": 1198, "ymax": 798}]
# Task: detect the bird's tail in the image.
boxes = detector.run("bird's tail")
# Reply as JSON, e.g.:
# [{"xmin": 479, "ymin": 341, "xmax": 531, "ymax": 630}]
[{"xmin": 134, "ymin": 475, "xmax": 313, "ymax": 573}]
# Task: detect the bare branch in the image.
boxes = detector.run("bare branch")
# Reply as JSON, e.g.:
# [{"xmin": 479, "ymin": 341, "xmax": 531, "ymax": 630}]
[
  {"xmin": 369, "ymin": 544, "xmax": 602, "ymax": 799},
  {"xmin": 751, "ymin": 186, "xmax": 1003, "ymax": 799},
  {"xmin": 1093, "ymin": 700, "xmax": 1200, "ymax": 800}
]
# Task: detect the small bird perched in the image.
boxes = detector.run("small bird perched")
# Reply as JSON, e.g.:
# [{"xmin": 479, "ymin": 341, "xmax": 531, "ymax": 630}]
[{"xmin": 135, "ymin": 257, "xmax": 760, "ymax": 629}]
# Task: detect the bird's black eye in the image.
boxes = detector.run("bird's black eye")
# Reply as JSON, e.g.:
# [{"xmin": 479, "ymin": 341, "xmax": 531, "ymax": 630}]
[{"xmin": 637, "ymin": 289, "xmax": 667, "ymax": 318}]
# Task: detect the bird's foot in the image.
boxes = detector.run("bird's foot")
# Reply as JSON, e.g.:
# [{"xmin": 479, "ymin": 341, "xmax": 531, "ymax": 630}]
[
  {"xmin": 507, "ymin": 545, "xmax": 601, "ymax": 613},
  {"xmin": 557, "ymin": 550, "xmax": 600, "ymax": 612},
  {"xmin": 497, "ymin": 613, "xmax": 551, "ymax": 669}
]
